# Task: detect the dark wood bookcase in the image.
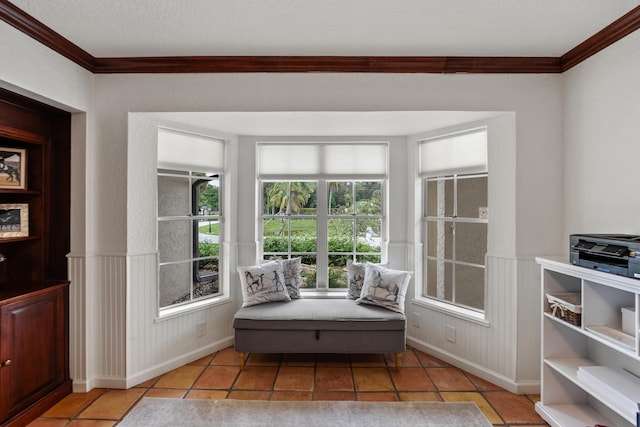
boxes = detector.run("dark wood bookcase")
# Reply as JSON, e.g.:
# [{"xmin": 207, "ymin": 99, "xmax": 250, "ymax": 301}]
[{"xmin": 0, "ymin": 88, "xmax": 71, "ymax": 426}]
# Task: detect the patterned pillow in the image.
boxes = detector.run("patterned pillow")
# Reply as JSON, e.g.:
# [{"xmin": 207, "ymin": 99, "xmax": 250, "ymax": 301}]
[
  {"xmin": 347, "ymin": 260, "xmax": 387, "ymax": 299},
  {"xmin": 346, "ymin": 260, "xmax": 368, "ymax": 299},
  {"xmin": 280, "ymin": 257, "xmax": 302, "ymax": 299},
  {"xmin": 237, "ymin": 260, "xmax": 291, "ymax": 307},
  {"xmin": 356, "ymin": 264, "xmax": 412, "ymax": 313}
]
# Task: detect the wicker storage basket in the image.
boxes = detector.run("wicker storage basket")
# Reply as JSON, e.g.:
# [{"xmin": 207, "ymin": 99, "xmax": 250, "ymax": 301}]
[{"xmin": 546, "ymin": 292, "xmax": 582, "ymax": 326}]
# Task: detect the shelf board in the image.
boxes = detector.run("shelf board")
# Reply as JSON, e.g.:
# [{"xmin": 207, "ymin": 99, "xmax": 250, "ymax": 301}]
[
  {"xmin": 545, "ymin": 358, "xmax": 638, "ymax": 424},
  {"xmin": 0, "ymin": 189, "xmax": 39, "ymax": 195},
  {"xmin": 536, "ymin": 402, "xmax": 619, "ymax": 427},
  {"xmin": 0, "ymin": 236, "xmax": 38, "ymax": 244},
  {"xmin": 585, "ymin": 325, "xmax": 636, "ymax": 354}
]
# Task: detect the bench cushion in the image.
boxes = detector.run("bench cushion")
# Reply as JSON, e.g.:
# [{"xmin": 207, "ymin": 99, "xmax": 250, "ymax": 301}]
[{"xmin": 233, "ymin": 299, "xmax": 406, "ymax": 332}]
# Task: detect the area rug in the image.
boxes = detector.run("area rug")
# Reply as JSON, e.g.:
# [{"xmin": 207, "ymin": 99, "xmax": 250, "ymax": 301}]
[{"xmin": 118, "ymin": 398, "xmax": 492, "ymax": 427}]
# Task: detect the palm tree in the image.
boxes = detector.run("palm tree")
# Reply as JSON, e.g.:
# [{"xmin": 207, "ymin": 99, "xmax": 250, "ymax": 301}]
[
  {"xmin": 328, "ymin": 181, "xmax": 340, "ymax": 214},
  {"xmin": 266, "ymin": 182, "xmax": 316, "ymax": 236}
]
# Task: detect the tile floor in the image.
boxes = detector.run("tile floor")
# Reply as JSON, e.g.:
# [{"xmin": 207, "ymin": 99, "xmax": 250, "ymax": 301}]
[{"xmin": 28, "ymin": 346, "xmax": 548, "ymax": 427}]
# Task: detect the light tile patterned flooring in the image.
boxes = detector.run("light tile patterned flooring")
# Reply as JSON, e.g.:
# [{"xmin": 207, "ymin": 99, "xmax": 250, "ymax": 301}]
[{"xmin": 28, "ymin": 346, "xmax": 548, "ymax": 426}]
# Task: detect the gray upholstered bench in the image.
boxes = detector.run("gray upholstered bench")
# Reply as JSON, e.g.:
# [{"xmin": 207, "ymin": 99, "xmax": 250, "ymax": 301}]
[{"xmin": 233, "ymin": 299, "xmax": 407, "ymax": 369}]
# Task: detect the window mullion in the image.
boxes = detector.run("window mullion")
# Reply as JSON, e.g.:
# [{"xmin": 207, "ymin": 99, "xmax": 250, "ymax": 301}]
[{"xmin": 316, "ymin": 180, "xmax": 328, "ymax": 290}]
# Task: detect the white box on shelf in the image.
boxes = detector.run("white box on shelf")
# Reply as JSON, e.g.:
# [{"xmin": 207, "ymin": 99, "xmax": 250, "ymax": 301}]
[{"xmin": 621, "ymin": 307, "xmax": 635, "ymax": 336}]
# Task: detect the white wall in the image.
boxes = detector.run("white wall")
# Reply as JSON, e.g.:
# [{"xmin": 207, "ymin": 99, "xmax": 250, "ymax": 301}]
[
  {"xmin": 563, "ymin": 30, "xmax": 640, "ymax": 236},
  {"xmin": 1, "ymin": 17, "xmax": 571, "ymax": 393},
  {"xmin": 88, "ymin": 72, "xmax": 562, "ymax": 391}
]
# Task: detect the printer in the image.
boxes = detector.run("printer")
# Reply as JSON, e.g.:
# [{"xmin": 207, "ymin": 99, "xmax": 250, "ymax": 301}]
[{"xmin": 570, "ymin": 234, "xmax": 640, "ymax": 279}]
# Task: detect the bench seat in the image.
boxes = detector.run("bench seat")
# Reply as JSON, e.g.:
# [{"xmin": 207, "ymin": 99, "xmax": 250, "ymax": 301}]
[{"xmin": 233, "ymin": 299, "xmax": 407, "ymax": 369}]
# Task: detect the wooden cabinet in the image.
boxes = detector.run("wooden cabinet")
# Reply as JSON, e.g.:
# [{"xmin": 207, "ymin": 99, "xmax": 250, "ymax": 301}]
[
  {"xmin": 0, "ymin": 283, "xmax": 70, "ymax": 426},
  {"xmin": 536, "ymin": 257, "xmax": 640, "ymax": 427},
  {"xmin": 0, "ymin": 88, "xmax": 71, "ymax": 426}
]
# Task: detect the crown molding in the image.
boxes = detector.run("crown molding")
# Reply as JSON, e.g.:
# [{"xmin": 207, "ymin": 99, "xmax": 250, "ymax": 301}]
[
  {"xmin": 0, "ymin": 0, "xmax": 94, "ymax": 71},
  {"xmin": 93, "ymin": 55, "xmax": 562, "ymax": 74},
  {"xmin": 561, "ymin": 5, "xmax": 640, "ymax": 71},
  {"xmin": 1, "ymin": 0, "xmax": 639, "ymax": 74}
]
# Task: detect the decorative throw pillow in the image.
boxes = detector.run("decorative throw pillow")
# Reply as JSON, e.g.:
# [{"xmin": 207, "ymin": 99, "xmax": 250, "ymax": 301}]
[
  {"xmin": 356, "ymin": 264, "xmax": 412, "ymax": 313},
  {"xmin": 346, "ymin": 260, "xmax": 369, "ymax": 299},
  {"xmin": 237, "ymin": 260, "xmax": 290, "ymax": 307},
  {"xmin": 280, "ymin": 257, "xmax": 302, "ymax": 299},
  {"xmin": 346, "ymin": 260, "xmax": 387, "ymax": 299}
]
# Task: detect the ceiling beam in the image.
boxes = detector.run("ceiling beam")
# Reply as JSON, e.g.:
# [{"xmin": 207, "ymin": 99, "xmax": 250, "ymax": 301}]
[{"xmin": 1, "ymin": 0, "xmax": 639, "ymax": 75}]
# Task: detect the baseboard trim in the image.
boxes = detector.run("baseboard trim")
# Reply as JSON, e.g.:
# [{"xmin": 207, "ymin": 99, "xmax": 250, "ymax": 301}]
[
  {"xmin": 72, "ymin": 337, "xmax": 235, "ymax": 391},
  {"xmin": 406, "ymin": 336, "xmax": 540, "ymax": 395}
]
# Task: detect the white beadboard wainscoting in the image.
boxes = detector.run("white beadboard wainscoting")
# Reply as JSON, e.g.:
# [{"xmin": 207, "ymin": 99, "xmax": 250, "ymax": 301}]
[
  {"xmin": 407, "ymin": 256, "xmax": 541, "ymax": 394},
  {"xmin": 68, "ymin": 254, "xmax": 128, "ymax": 392},
  {"xmin": 69, "ymin": 248, "xmax": 540, "ymax": 394},
  {"xmin": 68, "ymin": 244, "xmax": 245, "ymax": 392}
]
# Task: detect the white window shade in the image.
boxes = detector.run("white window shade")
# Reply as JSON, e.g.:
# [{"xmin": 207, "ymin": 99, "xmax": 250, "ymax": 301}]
[
  {"xmin": 420, "ymin": 129, "xmax": 487, "ymax": 177},
  {"xmin": 158, "ymin": 128, "xmax": 225, "ymax": 172},
  {"xmin": 257, "ymin": 142, "xmax": 388, "ymax": 179}
]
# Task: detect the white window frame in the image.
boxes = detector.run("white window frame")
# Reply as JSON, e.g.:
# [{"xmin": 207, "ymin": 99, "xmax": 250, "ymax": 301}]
[
  {"xmin": 417, "ymin": 128, "xmax": 488, "ymax": 321},
  {"xmin": 257, "ymin": 141, "xmax": 389, "ymax": 295},
  {"xmin": 260, "ymin": 179, "xmax": 385, "ymax": 292},
  {"xmin": 156, "ymin": 128, "xmax": 227, "ymax": 318}
]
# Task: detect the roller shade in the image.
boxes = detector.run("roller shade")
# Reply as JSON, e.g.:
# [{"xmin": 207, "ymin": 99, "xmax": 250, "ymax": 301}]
[
  {"xmin": 420, "ymin": 129, "xmax": 487, "ymax": 177},
  {"xmin": 257, "ymin": 142, "xmax": 388, "ymax": 179},
  {"xmin": 158, "ymin": 128, "xmax": 225, "ymax": 172}
]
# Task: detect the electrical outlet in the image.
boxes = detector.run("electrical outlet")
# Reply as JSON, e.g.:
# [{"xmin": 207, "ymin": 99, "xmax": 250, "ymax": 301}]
[
  {"xmin": 197, "ymin": 321, "xmax": 206, "ymax": 337},
  {"xmin": 412, "ymin": 312, "xmax": 422, "ymax": 329},
  {"xmin": 445, "ymin": 325, "xmax": 456, "ymax": 343}
]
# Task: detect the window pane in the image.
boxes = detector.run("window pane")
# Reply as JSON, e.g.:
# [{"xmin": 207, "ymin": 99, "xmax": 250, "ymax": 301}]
[
  {"xmin": 290, "ymin": 218, "xmax": 315, "ymax": 238},
  {"xmin": 194, "ymin": 259, "xmax": 219, "ymax": 298},
  {"xmin": 356, "ymin": 254, "xmax": 381, "ymax": 264},
  {"xmin": 158, "ymin": 220, "xmax": 191, "ymax": 263},
  {"xmin": 300, "ymin": 255, "xmax": 316, "ymax": 288},
  {"xmin": 426, "ymin": 259, "xmax": 452, "ymax": 301},
  {"xmin": 355, "ymin": 181, "xmax": 382, "ymax": 215},
  {"xmin": 158, "ymin": 175, "xmax": 190, "ymax": 217},
  {"xmin": 455, "ymin": 222, "xmax": 487, "ymax": 265},
  {"xmin": 263, "ymin": 182, "xmax": 282, "ymax": 215},
  {"xmin": 197, "ymin": 219, "xmax": 219, "ymax": 243},
  {"xmin": 455, "ymin": 264, "xmax": 485, "ymax": 310},
  {"xmin": 426, "ymin": 178, "xmax": 454, "ymax": 217},
  {"xmin": 264, "ymin": 181, "xmax": 316, "ymax": 215},
  {"xmin": 328, "ymin": 255, "xmax": 349, "ymax": 288},
  {"xmin": 290, "ymin": 218, "xmax": 316, "ymax": 253},
  {"xmin": 328, "ymin": 181, "xmax": 353, "ymax": 215},
  {"xmin": 457, "ymin": 176, "xmax": 488, "ymax": 218},
  {"xmin": 356, "ymin": 218, "xmax": 381, "ymax": 250},
  {"xmin": 427, "ymin": 220, "xmax": 453, "ymax": 259},
  {"xmin": 195, "ymin": 177, "xmax": 220, "ymax": 216},
  {"xmin": 263, "ymin": 217, "xmax": 287, "ymax": 238},
  {"xmin": 329, "ymin": 218, "xmax": 354, "ymax": 252},
  {"xmin": 264, "ymin": 235, "xmax": 288, "ymax": 254},
  {"xmin": 159, "ymin": 262, "xmax": 191, "ymax": 308}
]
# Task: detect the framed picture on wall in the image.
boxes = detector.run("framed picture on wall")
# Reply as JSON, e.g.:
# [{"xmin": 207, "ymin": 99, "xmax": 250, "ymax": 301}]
[
  {"xmin": 0, "ymin": 203, "xmax": 29, "ymax": 238},
  {"xmin": 0, "ymin": 147, "xmax": 26, "ymax": 190}
]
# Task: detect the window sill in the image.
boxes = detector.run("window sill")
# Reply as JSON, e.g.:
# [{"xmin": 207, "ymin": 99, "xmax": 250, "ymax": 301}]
[
  {"xmin": 155, "ymin": 294, "xmax": 232, "ymax": 322},
  {"xmin": 412, "ymin": 296, "xmax": 489, "ymax": 327},
  {"xmin": 299, "ymin": 290, "xmax": 348, "ymax": 299}
]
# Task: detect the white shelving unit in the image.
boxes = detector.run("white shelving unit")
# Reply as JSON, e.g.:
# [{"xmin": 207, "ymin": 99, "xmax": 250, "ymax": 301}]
[{"xmin": 536, "ymin": 257, "xmax": 640, "ymax": 427}]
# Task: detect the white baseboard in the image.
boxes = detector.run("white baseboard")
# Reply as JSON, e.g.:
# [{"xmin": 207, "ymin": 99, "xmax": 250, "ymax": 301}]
[
  {"xmin": 406, "ymin": 336, "xmax": 540, "ymax": 395},
  {"xmin": 72, "ymin": 336, "xmax": 235, "ymax": 392}
]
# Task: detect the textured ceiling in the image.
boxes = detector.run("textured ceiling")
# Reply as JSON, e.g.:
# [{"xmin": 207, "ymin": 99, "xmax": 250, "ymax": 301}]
[{"xmin": 9, "ymin": 0, "xmax": 640, "ymax": 57}]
